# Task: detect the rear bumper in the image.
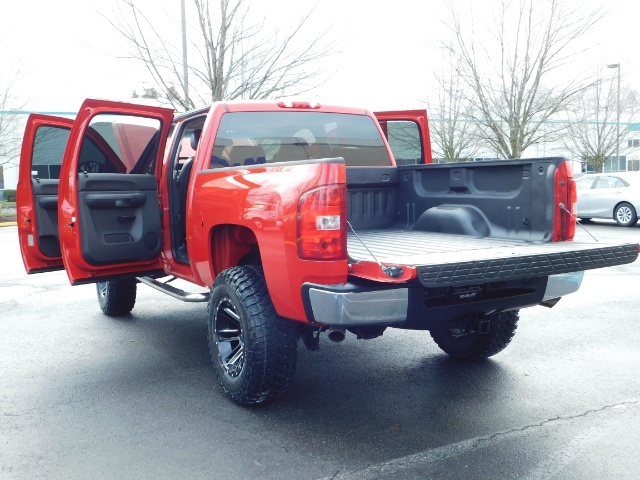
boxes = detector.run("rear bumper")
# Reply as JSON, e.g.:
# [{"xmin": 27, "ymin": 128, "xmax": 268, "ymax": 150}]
[
  {"xmin": 542, "ymin": 271, "xmax": 583, "ymax": 301},
  {"xmin": 305, "ymin": 283, "xmax": 409, "ymax": 326},
  {"xmin": 303, "ymin": 272, "xmax": 583, "ymax": 327}
]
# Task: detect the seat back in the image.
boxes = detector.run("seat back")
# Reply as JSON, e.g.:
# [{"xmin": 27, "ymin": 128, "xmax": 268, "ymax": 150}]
[{"xmin": 228, "ymin": 145, "xmax": 266, "ymax": 166}]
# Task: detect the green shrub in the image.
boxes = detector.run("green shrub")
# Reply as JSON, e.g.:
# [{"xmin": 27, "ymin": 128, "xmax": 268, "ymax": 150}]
[{"xmin": 3, "ymin": 189, "xmax": 16, "ymax": 202}]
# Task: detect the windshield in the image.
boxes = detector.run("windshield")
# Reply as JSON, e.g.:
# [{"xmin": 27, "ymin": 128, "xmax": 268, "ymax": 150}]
[{"xmin": 211, "ymin": 111, "xmax": 392, "ymax": 167}]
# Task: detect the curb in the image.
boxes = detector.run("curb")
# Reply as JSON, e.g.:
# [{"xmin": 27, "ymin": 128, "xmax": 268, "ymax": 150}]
[{"xmin": 0, "ymin": 222, "xmax": 17, "ymax": 227}]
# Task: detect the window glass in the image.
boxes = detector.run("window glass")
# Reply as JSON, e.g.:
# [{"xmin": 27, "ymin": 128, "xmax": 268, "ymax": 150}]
[
  {"xmin": 85, "ymin": 115, "xmax": 162, "ymax": 174},
  {"xmin": 385, "ymin": 120, "xmax": 422, "ymax": 165},
  {"xmin": 211, "ymin": 111, "xmax": 392, "ymax": 167},
  {"xmin": 32, "ymin": 126, "xmax": 71, "ymax": 179},
  {"xmin": 594, "ymin": 176, "xmax": 623, "ymax": 189},
  {"xmin": 575, "ymin": 176, "xmax": 595, "ymax": 190}
]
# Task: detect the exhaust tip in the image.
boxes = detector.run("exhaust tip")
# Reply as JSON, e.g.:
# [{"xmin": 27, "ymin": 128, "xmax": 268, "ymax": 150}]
[{"xmin": 327, "ymin": 328, "xmax": 346, "ymax": 343}]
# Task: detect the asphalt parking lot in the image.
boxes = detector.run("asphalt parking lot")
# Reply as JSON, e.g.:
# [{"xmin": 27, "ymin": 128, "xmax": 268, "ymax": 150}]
[{"xmin": 1, "ymin": 221, "xmax": 640, "ymax": 479}]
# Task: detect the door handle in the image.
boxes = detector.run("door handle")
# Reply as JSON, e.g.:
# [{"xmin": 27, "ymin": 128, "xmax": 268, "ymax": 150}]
[{"xmin": 86, "ymin": 192, "xmax": 147, "ymax": 209}]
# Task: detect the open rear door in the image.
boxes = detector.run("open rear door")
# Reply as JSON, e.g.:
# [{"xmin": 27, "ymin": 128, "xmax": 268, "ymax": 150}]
[
  {"xmin": 57, "ymin": 99, "xmax": 174, "ymax": 285},
  {"xmin": 17, "ymin": 114, "xmax": 74, "ymax": 273},
  {"xmin": 374, "ymin": 110, "xmax": 432, "ymax": 165}
]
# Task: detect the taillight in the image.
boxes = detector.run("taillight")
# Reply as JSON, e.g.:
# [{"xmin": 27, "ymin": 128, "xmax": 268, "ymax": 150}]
[
  {"xmin": 297, "ymin": 185, "xmax": 346, "ymax": 260},
  {"xmin": 553, "ymin": 160, "xmax": 576, "ymax": 241}
]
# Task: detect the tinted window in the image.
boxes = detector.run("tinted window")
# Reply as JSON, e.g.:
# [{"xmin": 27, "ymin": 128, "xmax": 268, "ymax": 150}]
[
  {"xmin": 32, "ymin": 126, "xmax": 71, "ymax": 179},
  {"xmin": 212, "ymin": 111, "xmax": 392, "ymax": 167},
  {"xmin": 385, "ymin": 120, "xmax": 422, "ymax": 165},
  {"xmin": 85, "ymin": 115, "xmax": 162, "ymax": 174}
]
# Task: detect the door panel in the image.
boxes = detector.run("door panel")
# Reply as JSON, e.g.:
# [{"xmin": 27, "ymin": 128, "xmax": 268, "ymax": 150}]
[
  {"xmin": 590, "ymin": 176, "xmax": 624, "ymax": 217},
  {"xmin": 575, "ymin": 175, "xmax": 595, "ymax": 216},
  {"xmin": 32, "ymin": 179, "xmax": 62, "ymax": 258},
  {"xmin": 58, "ymin": 99, "xmax": 174, "ymax": 284},
  {"xmin": 77, "ymin": 174, "xmax": 161, "ymax": 265},
  {"xmin": 16, "ymin": 115, "xmax": 74, "ymax": 274},
  {"xmin": 590, "ymin": 187, "xmax": 621, "ymax": 217},
  {"xmin": 374, "ymin": 110, "xmax": 432, "ymax": 164}
]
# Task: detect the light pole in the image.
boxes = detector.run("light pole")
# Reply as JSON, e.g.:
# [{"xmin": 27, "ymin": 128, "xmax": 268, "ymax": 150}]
[
  {"xmin": 608, "ymin": 63, "xmax": 621, "ymax": 171},
  {"xmin": 181, "ymin": 0, "xmax": 190, "ymax": 107}
]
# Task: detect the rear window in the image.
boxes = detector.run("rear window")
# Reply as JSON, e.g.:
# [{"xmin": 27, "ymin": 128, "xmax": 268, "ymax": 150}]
[{"xmin": 211, "ymin": 111, "xmax": 392, "ymax": 167}]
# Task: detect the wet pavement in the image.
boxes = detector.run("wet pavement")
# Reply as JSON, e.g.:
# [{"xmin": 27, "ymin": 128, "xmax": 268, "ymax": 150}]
[{"xmin": 1, "ymin": 222, "xmax": 639, "ymax": 479}]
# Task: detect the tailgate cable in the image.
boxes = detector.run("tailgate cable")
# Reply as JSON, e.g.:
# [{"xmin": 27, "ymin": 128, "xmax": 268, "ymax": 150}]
[
  {"xmin": 558, "ymin": 203, "xmax": 599, "ymax": 242},
  {"xmin": 346, "ymin": 221, "xmax": 404, "ymax": 278}
]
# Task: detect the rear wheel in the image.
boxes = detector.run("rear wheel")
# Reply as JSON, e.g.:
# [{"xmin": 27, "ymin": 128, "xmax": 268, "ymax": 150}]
[
  {"xmin": 430, "ymin": 310, "xmax": 519, "ymax": 360},
  {"xmin": 96, "ymin": 279, "xmax": 137, "ymax": 316},
  {"xmin": 614, "ymin": 202, "xmax": 637, "ymax": 227},
  {"xmin": 207, "ymin": 266, "xmax": 298, "ymax": 405}
]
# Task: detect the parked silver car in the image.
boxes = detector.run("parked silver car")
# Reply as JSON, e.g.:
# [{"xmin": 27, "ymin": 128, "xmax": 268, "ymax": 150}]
[{"xmin": 576, "ymin": 172, "xmax": 640, "ymax": 226}]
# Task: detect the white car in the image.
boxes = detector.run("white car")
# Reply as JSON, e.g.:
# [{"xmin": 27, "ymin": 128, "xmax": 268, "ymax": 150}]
[{"xmin": 576, "ymin": 172, "xmax": 640, "ymax": 226}]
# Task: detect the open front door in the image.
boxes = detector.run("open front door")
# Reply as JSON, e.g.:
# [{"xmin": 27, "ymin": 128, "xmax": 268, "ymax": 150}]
[
  {"xmin": 17, "ymin": 114, "xmax": 74, "ymax": 273},
  {"xmin": 57, "ymin": 99, "xmax": 174, "ymax": 285},
  {"xmin": 374, "ymin": 109, "xmax": 432, "ymax": 165}
]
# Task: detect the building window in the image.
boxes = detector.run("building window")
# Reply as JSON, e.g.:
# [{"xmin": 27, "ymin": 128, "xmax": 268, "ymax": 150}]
[
  {"xmin": 603, "ymin": 155, "xmax": 627, "ymax": 172},
  {"xmin": 628, "ymin": 139, "xmax": 640, "ymax": 148}
]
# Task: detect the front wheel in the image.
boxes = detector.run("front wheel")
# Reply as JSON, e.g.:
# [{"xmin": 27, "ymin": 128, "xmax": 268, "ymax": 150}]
[
  {"xmin": 614, "ymin": 202, "xmax": 638, "ymax": 227},
  {"xmin": 207, "ymin": 266, "xmax": 298, "ymax": 405},
  {"xmin": 430, "ymin": 310, "xmax": 519, "ymax": 360},
  {"xmin": 96, "ymin": 279, "xmax": 137, "ymax": 316}
]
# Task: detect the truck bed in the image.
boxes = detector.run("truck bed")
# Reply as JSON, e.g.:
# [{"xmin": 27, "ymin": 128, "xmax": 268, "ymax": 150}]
[{"xmin": 347, "ymin": 230, "xmax": 638, "ymax": 287}]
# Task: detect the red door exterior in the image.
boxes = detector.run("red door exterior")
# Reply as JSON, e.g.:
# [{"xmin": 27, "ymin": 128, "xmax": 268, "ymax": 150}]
[
  {"xmin": 374, "ymin": 109, "xmax": 432, "ymax": 164},
  {"xmin": 16, "ymin": 114, "xmax": 74, "ymax": 273},
  {"xmin": 57, "ymin": 99, "xmax": 174, "ymax": 284}
]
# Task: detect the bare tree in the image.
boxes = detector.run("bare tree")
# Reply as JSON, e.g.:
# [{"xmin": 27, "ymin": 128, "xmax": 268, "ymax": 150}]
[
  {"xmin": 443, "ymin": 0, "xmax": 602, "ymax": 159},
  {"xmin": 563, "ymin": 75, "xmax": 640, "ymax": 173},
  {"xmin": 0, "ymin": 67, "xmax": 24, "ymax": 168},
  {"xmin": 105, "ymin": 0, "xmax": 338, "ymax": 111},
  {"xmin": 428, "ymin": 63, "xmax": 483, "ymax": 162}
]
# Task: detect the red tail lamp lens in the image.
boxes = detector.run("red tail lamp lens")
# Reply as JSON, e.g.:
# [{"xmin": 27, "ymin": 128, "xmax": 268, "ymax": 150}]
[{"xmin": 297, "ymin": 185, "xmax": 346, "ymax": 260}]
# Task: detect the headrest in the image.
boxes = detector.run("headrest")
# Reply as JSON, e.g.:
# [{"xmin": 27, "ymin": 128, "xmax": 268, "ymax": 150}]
[{"xmin": 190, "ymin": 129, "xmax": 202, "ymax": 150}]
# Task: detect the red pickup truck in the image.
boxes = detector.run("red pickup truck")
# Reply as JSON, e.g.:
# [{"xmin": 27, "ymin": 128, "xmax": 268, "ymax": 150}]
[{"xmin": 17, "ymin": 99, "xmax": 638, "ymax": 405}]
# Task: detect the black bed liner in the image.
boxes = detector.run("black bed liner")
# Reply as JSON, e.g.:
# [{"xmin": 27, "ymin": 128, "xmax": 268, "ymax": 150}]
[{"xmin": 347, "ymin": 230, "xmax": 639, "ymax": 288}]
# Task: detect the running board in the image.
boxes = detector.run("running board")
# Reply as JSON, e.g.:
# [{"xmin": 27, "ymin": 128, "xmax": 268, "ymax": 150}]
[{"xmin": 136, "ymin": 276, "xmax": 210, "ymax": 303}]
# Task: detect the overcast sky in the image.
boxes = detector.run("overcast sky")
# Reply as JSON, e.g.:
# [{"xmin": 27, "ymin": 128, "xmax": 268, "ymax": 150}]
[{"xmin": 1, "ymin": 0, "xmax": 637, "ymax": 113}]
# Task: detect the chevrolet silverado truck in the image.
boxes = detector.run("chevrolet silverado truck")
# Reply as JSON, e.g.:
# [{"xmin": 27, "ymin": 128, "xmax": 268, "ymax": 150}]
[{"xmin": 17, "ymin": 99, "xmax": 639, "ymax": 405}]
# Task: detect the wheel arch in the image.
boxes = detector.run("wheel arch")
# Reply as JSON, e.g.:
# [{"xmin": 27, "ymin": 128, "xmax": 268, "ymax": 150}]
[{"xmin": 209, "ymin": 224, "xmax": 261, "ymax": 281}]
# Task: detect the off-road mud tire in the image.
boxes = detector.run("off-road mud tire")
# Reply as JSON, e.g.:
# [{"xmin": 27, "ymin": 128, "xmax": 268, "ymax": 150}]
[
  {"xmin": 96, "ymin": 279, "xmax": 137, "ymax": 316},
  {"xmin": 207, "ymin": 266, "xmax": 298, "ymax": 405}
]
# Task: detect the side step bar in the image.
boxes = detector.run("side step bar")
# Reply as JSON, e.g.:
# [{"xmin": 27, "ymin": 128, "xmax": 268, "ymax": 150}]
[{"xmin": 136, "ymin": 276, "xmax": 210, "ymax": 303}]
